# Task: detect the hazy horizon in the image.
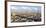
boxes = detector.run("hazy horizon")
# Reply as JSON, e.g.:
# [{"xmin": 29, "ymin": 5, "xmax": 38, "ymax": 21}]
[{"xmin": 11, "ymin": 5, "xmax": 41, "ymax": 15}]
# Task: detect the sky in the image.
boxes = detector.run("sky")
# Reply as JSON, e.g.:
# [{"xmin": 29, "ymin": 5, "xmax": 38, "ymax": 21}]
[{"xmin": 11, "ymin": 5, "xmax": 41, "ymax": 13}]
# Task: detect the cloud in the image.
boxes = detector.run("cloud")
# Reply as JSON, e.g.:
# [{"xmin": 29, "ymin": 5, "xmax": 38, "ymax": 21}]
[{"xmin": 11, "ymin": 5, "xmax": 41, "ymax": 13}]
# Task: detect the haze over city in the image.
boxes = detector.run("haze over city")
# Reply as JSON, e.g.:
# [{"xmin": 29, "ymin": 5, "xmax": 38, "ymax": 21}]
[
  {"xmin": 11, "ymin": 5, "xmax": 41, "ymax": 22},
  {"xmin": 11, "ymin": 5, "xmax": 41, "ymax": 15}
]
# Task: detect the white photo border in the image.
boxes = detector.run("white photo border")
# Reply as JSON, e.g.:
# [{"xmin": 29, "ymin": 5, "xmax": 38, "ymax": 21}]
[{"xmin": 6, "ymin": 1, "xmax": 45, "ymax": 27}]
